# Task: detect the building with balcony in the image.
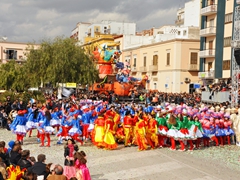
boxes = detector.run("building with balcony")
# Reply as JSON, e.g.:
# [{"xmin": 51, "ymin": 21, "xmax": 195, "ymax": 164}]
[
  {"xmin": 199, "ymin": 0, "xmax": 235, "ymax": 79},
  {"xmin": 71, "ymin": 22, "xmax": 91, "ymax": 45},
  {"xmin": 175, "ymin": 0, "xmax": 201, "ymax": 27},
  {"xmin": 121, "ymin": 38, "xmax": 200, "ymax": 93},
  {"xmin": 0, "ymin": 41, "xmax": 39, "ymax": 64}
]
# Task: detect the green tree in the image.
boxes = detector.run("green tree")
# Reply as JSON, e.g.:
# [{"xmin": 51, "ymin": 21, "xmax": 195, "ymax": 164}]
[{"xmin": 25, "ymin": 36, "xmax": 98, "ymax": 88}]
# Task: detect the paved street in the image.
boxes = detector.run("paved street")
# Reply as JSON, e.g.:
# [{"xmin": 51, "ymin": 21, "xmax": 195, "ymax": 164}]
[{"xmin": 1, "ymin": 128, "xmax": 240, "ymax": 180}]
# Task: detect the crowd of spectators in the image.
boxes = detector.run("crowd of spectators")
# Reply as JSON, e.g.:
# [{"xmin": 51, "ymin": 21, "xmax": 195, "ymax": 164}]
[{"xmin": 0, "ymin": 140, "xmax": 89, "ymax": 180}]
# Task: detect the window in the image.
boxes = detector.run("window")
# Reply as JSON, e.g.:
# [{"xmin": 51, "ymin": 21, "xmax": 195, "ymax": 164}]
[
  {"xmin": 190, "ymin": 52, "xmax": 198, "ymax": 64},
  {"xmin": 153, "ymin": 55, "xmax": 158, "ymax": 66},
  {"xmin": 183, "ymin": 30, "xmax": 187, "ymax": 36},
  {"xmin": 6, "ymin": 50, "xmax": 17, "ymax": 60},
  {"xmin": 224, "ymin": 36, "xmax": 232, "ymax": 47},
  {"xmin": 152, "ymin": 72, "xmax": 158, "ymax": 76},
  {"xmin": 208, "ymin": 62, "xmax": 213, "ymax": 71},
  {"xmin": 133, "ymin": 58, "xmax": 136, "ymax": 67},
  {"xmin": 223, "ymin": 60, "xmax": 230, "ymax": 70},
  {"xmin": 166, "ymin": 53, "xmax": 170, "ymax": 65},
  {"xmin": 178, "ymin": 31, "xmax": 181, "ymax": 35},
  {"xmin": 143, "ymin": 56, "xmax": 146, "ymax": 67},
  {"xmin": 225, "ymin": 13, "xmax": 233, "ymax": 23}
]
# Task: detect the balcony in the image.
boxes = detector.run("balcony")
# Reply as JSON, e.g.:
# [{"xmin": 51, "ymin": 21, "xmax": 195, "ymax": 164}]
[
  {"xmin": 188, "ymin": 64, "xmax": 199, "ymax": 71},
  {"xmin": 201, "ymin": 5, "xmax": 217, "ymax": 16},
  {"xmin": 148, "ymin": 65, "xmax": 158, "ymax": 71},
  {"xmin": 131, "ymin": 67, "xmax": 137, "ymax": 72},
  {"xmin": 139, "ymin": 66, "xmax": 147, "ymax": 72},
  {"xmin": 200, "ymin": 27, "xmax": 216, "ymax": 37},
  {"xmin": 198, "ymin": 70, "xmax": 215, "ymax": 79},
  {"xmin": 199, "ymin": 49, "xmax": 215, "ymax": 58},
  {"xmin": 175, "ymin": 19, "xmax": 184, "ymax": 26}
]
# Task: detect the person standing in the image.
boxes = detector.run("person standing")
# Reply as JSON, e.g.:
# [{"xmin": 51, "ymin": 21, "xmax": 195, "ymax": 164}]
[{"xmin": 63, "ymin": 139, "xmax": 79, "ymax": 180}]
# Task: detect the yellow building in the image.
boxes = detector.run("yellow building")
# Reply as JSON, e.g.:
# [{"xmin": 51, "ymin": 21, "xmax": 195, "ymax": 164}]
[{"xmin": 122, "ymin": 38, "xmax": 200, "ymax": 93}]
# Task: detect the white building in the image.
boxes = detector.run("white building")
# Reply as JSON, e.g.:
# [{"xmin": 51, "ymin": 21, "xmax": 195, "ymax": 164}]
[
  {"xmin": 71, "ymin": 20, "xmax": 136, "ymax": 45},
  {"xmin": 87, "ymin": 20, "xmax": 136, "ymax": 37},
  {"xmin": 71, "ymin": 22, "xmax": 91, "ymax": 45},
  {"xmin": 175, "ymin": 0, "xmax": 201, "ymax": 27}
]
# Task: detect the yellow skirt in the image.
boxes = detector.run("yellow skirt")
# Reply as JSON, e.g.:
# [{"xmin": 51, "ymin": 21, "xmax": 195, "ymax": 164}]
[
  {"xmin": 94, "ymin": 126, "xmax": 105, "ymax": 143},
  {"xmin": 103, "ymin": 131, "xmax": 117, "ymax": 149}
]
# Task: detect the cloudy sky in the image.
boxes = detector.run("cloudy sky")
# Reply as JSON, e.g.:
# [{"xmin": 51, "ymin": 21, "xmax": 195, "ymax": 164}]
[{"xmin": 0, "ymin": 0, "xmax": 186, "ymax": 43}]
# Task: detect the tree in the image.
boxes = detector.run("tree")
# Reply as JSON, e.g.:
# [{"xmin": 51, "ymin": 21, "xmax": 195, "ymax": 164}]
[{"xmin": 25, "ymin": 36, "xmax": 98, "ymax": 88}]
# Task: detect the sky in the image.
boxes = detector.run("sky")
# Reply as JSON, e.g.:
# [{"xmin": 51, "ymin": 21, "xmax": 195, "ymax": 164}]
[{"xmin": 0, "ymin": 0, "xmax": 187, "ymax": 43}]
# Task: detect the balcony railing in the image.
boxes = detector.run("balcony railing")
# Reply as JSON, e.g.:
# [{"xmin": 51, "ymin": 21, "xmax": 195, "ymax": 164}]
[
  {"xmin": 148, "ymin": 65, "xmax": 158, "ymax": 71},
  {"xmin": 139, "ymin": 66, "xmax": 147, "ymax": 72},
  {"xmin": 199, "ymin": 49, "xmax": 215, "ymax": 58},
  {"xmin": 200, "ymin": 27, "xmax": 216, "ymax": 37},
  {"xmin": 175, "ymin": 19, "xmax": 184, "ymax": 25},
  {"xmin": 198, "ymin": 70, "xmax": 215, "ymax": 79},
  {"xmin": 188, "ymin": 64, "xmax": 199, "ymax": 71},
  {"xmin": 131, "ymin": 67, "xmax": 137, "ymax": 72},
  {"xmin": 201, "ymin": 4, "xmax": 217, "ymax": 16}
]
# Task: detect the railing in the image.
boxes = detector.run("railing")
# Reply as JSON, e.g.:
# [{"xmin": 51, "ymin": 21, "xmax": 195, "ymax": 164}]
[
  {"xmin": 198, "ymin": 70, "xmax": 215, "ymax": 79},
  {"xmin": 201, "ymin": 5, "xmax": 217, "ymax": 16},
  {"xmin": 131, "ymin": 67, "xmax": 137, "ymax": 72},
  {"xmin": 175, "ymin": 19, "xmax": 184, "ymax": 25},
  {"xmin": 148, "ymin": 65, "xmax": 158, "ymax": 71},
  {"xmin": 188, "ymin": 64, "xmax": 199, "ymax": 71},
  {"xmin": 200, "ymin": 27, "xmax": 216, "ymax": 37},
  {"xmin": 139, "ymin": 66, "xmax": 147, "ymax": 72},
  {"xmin": 199, "ymin": 49, "xmax": 215, "ymax": 58}
]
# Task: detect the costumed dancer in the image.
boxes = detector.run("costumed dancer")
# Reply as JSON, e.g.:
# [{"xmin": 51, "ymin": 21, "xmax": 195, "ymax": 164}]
[
  {"xmin": 68, "ymin": 114, "xmax": 83, "ymax": 145},
  {"xmin": 10, "ymin": 110, "xmax": 28, "ymax": 144},
  {"xmin": 38, "ymin": 109, "xmax": 55, "ymax": 147},
  {"xmin": 166, "ymin": 114, "xmax": 178, "ymax": 151},
  {"xmin": 57, "ymin": 109, "xmax": 73, "ymax": 144},
  {"xmin": 146, "ymin": 113, "xmax": 158, "ymax": 149},
  {"xmin": 26, "ymin": 104, "xmax": 39, "ymax": 138},
  {"xmin": 156, "ymin": 108, "xmax": 168, "ymax": 147},
  {"xmin": 123, "ymin": 110, "xmax": 133, "ymax": 147},
  {"xmin": 193, "ymin": 114, "xmax": 203, "ymax": 149},
  {"xmin": 50, "ymin": 107, "xmax": 61, "ymax": 132},
  {"xmin": 223, "ymin": 112, "xmax": 234, "ymax": 145},
  {"xmin": 103, "ymin": 115, "xmax": 118, "ymax": 150},
  {"xmin": 63, "ymin": 138, "xmax": 79, "ymax": 180},
  {"xmin": 135, "ymin": 112, "xmax": 147, "ymax": 151},
  {"xmin": 87, "ymin": 105, "xmax": 98, "ymax": 136},
  {"xmin": 81, "ymin": 106, "xmax": 92, "ymax": 142},
  {"xmin": 93, "ymin": 110, "xmax": 106, "ymax": 148}
]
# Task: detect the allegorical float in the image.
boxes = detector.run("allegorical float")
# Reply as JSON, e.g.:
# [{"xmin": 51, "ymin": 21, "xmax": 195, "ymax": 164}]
[{"xmin": 90, "ymin": 42, "xmax": 148, "ymax": 101}]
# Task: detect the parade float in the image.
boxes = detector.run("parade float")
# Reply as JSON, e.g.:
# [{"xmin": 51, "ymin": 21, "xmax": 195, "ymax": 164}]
[{"xmin": 90, "ymin": 42, "xmax": 147, "ymax": 101}]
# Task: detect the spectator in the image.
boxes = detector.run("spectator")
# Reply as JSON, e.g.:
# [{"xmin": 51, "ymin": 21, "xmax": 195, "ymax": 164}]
[
  {"xmin": 22, "ymin": 171, "xmax": 37, "ymax": 180},
  {"xmin": 27, "ymin": 154, "xmax": 49, "ymax": 179},
  {"xmin": 9, "ymin": 144, "xmax": 22, "ymax": 166},
  {"xmin": 46, "ymin": 164, "xmax": 67, "ymax": 180},
  {"xmin": 0, "ymin": 142, "xmax": 10, "ymax": 167},
  {"xmin": 17, "ymin": 150, "xmax": 33, "ymax": 170},
  {"xmin": 0, "ymin": 162, "xmax": 7, "ymax": 180}
]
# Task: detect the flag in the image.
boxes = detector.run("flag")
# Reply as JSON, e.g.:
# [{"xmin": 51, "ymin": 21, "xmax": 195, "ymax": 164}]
[{"xmin": 62, "ymin": 88, "xmax": 72, "ymax": 97}]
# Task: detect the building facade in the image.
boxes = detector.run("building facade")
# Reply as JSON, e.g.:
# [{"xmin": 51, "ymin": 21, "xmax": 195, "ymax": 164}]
[
  {"xmin": 199, "ymin": 0, "xmax": 235, "ymax": 79},
  {"xmin": 122, "ymin": 38, "xmax": 200, "ymax": 93},
  {"xmin": 71, "ymin": 22, "xmax": 91, "ymax": 45},
  {"xmin": 175, "ymin": 0, "xmax": 201, "ymax": 27},
  {"xmin": 0, "ymin": 41, "xmax": 39, "ymax": 64}
]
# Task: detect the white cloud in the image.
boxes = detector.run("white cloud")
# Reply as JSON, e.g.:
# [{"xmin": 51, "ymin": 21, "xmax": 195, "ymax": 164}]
[{"xmin": 36, "ymin": 9, "xmax": 60, "ymax": 21}]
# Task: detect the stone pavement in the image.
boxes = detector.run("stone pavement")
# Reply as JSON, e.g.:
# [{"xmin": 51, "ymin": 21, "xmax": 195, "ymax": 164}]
[{"xmin": 0, "ymin": 128, "xmax": 240, "ymax": 180}]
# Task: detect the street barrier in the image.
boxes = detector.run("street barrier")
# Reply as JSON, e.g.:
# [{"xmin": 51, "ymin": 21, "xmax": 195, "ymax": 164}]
[{"xmin": 201, "ymin": 91, "xmax": 230, "ymax": 103}]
